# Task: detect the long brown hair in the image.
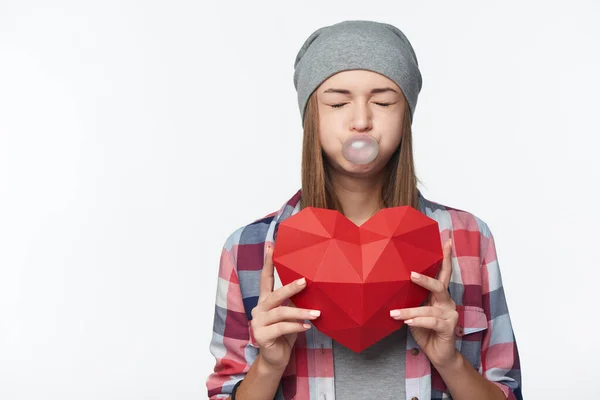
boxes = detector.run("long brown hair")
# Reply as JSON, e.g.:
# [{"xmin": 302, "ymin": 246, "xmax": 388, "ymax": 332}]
[{"xmin": 300, "ymin": 92, "xmax": 420, "ymax": 213}]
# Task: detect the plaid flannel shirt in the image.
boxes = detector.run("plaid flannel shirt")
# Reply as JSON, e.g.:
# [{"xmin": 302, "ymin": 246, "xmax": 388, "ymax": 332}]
[{"xmin": 206, "ymin": 189, "xmax": 523, "ymax": 399}]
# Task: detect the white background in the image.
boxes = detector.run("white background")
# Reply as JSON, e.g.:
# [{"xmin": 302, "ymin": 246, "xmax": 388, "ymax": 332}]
[{"xmin": 1, "ymin": 1, "xmax": 599, "ymax": 399}]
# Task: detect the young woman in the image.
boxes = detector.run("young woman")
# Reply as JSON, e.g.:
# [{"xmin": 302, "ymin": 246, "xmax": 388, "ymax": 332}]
[{"xmin": 206, "ymin": 20, "xmax": 522, "ymax": 400}]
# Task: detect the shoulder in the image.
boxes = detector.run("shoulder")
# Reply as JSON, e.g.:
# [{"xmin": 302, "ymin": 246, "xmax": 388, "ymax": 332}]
[
  {"xmin": 420, "ymin": 194, "xmax": 492, "ymax": 236},
  {"xmin": 221, "ymin": 211, "xmax": 279, "ymax": 263},
  {"xmin": 419, "ymin": 194, "xmax": 494, "ymax": 259},
  {"xmin": 222, "ymin": 190, "xmax": 302, "ymax": 263}
]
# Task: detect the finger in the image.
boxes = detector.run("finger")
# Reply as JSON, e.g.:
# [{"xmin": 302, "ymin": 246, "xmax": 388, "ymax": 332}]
[
  {"xmin": 259, "ymin": 245, "xmax": 275, "ymax": 299},
  {"xmin": 404, "ymin": 316, "xmax": 454, "ymax": 334},
  {"xmin": 389, "ymin": 306, "xmax": 446, "ymax": 320},
  {"xmin": 260, "ymin": 277, "xmax": 307, "ymax": 311},
  {"xmin": 261, "ymin": 306, "xmax": 321, "ymax": 326},
  {"xmin": 410, "ymin": 271, "xmax": 451, "ymax": 305},
  {"xmin": 435, "ymin": 239, "xmax": 453, "ymax": 290},
  {"xmin": 256, "ymin": 321, "xmax": 312, "ymax": 344}
]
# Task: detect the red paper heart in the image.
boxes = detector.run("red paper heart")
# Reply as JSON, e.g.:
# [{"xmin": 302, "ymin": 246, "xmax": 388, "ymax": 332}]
[{"xmin": 272, "ymin": 206, "xmax": 443, "ymax": 352}]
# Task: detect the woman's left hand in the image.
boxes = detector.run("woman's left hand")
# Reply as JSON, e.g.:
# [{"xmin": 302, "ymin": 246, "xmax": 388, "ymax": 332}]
[{"xmin": 390, "ymin": 238, "xmax": 459, "ymax": 369}]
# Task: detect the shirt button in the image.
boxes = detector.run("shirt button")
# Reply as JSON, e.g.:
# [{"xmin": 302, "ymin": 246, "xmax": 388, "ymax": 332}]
[{"xmin": 411, "ymin": 348, "xmax": 420, "ymax": 356}]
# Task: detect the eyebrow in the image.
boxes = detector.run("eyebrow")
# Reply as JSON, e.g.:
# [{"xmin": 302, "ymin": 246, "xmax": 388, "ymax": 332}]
[{"xmin": 322, "ymin": 87, "xmax": 398, "ymax": 95}]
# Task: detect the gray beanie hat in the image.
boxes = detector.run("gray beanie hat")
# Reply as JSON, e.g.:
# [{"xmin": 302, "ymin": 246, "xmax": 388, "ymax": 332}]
[{"xmin": 293, "ymin": 20, "xmax": 422, "ymax": 124}]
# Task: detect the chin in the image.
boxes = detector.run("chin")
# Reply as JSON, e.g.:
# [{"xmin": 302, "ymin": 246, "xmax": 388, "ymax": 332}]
[{"xmin": 338, "ymin": 158, "xmax": 385, "ymax": 177}]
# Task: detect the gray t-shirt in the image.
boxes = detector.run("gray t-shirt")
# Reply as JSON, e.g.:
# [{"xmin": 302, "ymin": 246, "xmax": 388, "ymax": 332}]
[{"xmin": 333, "ymin": 325, "xmax": 407, "ymax": 399}]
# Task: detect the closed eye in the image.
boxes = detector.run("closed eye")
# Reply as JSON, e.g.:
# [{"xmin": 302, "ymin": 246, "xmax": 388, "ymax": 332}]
[{"xmin": 330, "ymin": 102, "xmax": 392, "ymax": 108}]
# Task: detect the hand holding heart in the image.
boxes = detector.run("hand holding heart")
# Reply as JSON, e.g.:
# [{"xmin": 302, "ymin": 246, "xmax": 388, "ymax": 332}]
[
  {"xmin": 250, "ymin": 246, "xmax": 321, "ymax": 372},
  {"xmin": 390, "ymin": 238, "xmax": 459, "ymax": 369}
]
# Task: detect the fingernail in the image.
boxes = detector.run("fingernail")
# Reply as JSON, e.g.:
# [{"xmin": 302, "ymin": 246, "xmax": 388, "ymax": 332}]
[
  {"xmin": 303, "ymin": 323, "xmax": 312, "ymax": 329},
  {"xmin": 411, "ymin": 272, "xmax": 420, "ymax": 279},
  {"xmin": 309, "ymin": 310, "xmax": 321, "ymax": 317},
  {"xmin": 405, "ymin": 319, "xmax": 413, "ymax": 324},
  {"xmin": 297, "ymin": 278, "xmax": 306, "ymax": 286},
  {"xmin": 390, "ymin": 310, "xmax": 402, "ymax": 317}
]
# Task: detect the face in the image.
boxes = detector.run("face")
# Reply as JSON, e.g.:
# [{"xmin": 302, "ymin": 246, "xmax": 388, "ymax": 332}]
[{"xmin": 316, "ymin": 69, "xmax": 407, "ymax": 177}]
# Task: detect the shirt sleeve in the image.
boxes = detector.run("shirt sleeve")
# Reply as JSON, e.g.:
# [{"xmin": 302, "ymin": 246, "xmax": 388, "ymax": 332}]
[
  {"xmin": 480, "ymin": 226, "xmax": 523, "ymax": 400},
  {"xmin": 205, "ymin": 236, "xmax": 259, "ymax": 399}
]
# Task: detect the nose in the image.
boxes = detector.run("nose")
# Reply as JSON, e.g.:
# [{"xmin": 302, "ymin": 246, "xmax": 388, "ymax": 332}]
[{"xmin": 349, "ymin": 102, "xmax": 372, "ymax": 132}]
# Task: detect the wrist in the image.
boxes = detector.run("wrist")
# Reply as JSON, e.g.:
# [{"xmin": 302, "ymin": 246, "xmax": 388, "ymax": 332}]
[
  {"xmin": 256, "ymin": 354, "xmax": 287, "ymax": 377},
  {"xmin": 433, "ymin": 349, "xmax": 463, "ymax": 375}
]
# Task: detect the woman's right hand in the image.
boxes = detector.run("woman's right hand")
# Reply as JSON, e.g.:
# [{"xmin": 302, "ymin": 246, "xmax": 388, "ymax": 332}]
[{"xmin": 250, "ymin": 245, "xmax": 321, "ymax": 372}]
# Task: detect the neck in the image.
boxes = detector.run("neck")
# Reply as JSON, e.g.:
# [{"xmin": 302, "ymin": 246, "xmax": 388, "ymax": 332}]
[{"xmin": 329, "ymin": 169, "xmax": 385, "ymax": 226}]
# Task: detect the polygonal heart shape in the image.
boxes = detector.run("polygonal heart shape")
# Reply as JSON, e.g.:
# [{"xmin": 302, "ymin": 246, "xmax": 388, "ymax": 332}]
[{"xmin": 272, "ymin": 206, "xmax": 443, "ymax": 352}]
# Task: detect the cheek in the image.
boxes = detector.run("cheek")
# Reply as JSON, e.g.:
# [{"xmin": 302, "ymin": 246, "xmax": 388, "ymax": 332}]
[
  {"xmin": 318, "ymin": 130, "xmax": 340, "ymax": 156},
  {"xmin": 318, "ymin": 118, "xmax": 343, "ymax": 154},
  {"xmin": 381, "ymin": 133, "xmax": 402, "ymax": 154},
  {"xmin": 379, "ymin": 119, "xmax": 404, "ymax": 154}
]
